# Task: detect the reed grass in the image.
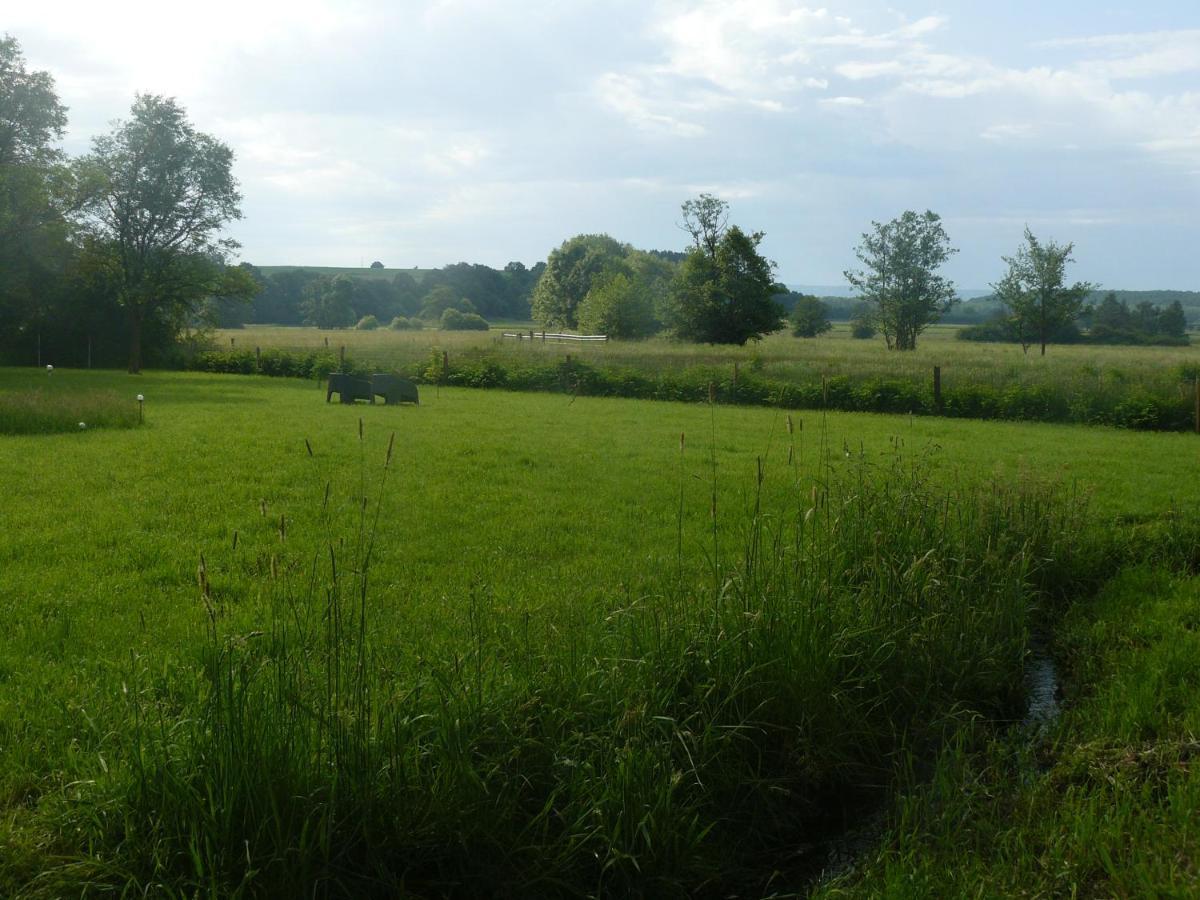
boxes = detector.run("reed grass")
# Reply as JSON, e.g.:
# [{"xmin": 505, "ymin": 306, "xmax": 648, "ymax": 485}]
[{"xmin": 40, "ymin": 418, "xmax": 1102, "ymax": 896}]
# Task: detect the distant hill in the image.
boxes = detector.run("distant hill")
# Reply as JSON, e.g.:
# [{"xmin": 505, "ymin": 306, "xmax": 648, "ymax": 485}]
[
  {"xmin": 257, "ymin": 265, "xmax": 431, "ymax": 283},
  {"xmin": 794, "ymin": 286, "xmax": 1199, "ymax": 326},
  {"xmin": 789, "ymin": 284, "xmax": 994, "ymax": 301}
]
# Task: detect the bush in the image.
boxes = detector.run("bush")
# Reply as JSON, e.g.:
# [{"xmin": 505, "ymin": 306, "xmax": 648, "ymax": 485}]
[
  {"xmin": 441, "ymin": 309, "xmax": 490, "ymax": 331},
  {"xmin": 389, "ymin": 316, "xmax": 420, "ymax": 331},
  {"xmin": 850, "ymin": 318, "xmax": 876, "ymax": 339},
  {"xmin": 355, "ymin": 315, "xmax": 380, "ymax": 331}
]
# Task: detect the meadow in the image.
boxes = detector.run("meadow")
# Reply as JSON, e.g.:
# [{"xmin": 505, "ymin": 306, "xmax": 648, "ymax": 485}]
[
  {"xmin": 2, "ymin": 366, "xmax": 1199, "ymax": 896},
  {"xmin": 211, "ymin": 324, "xmax": 1200, "ymax": 431}
]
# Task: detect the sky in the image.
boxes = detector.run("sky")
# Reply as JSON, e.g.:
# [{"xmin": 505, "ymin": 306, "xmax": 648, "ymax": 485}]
[{"xmin": 7, "ymin": 0, "xmax": 1200, "ymax": 289}]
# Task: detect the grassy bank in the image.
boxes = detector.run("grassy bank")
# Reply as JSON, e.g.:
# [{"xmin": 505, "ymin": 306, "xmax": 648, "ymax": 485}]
[
  {"xmin": 816, "ymin": 565, "xmax": 1200, "ymax": 898},
  {"xmin": 2, "ymin": 369, "xmax": 1199, "ymax": 895}
]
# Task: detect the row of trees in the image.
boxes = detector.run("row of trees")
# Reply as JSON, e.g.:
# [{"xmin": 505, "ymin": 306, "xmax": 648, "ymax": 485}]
[
  {"xmin": 215, "ymin": 262, "xmax": 545, "ymax": 330},
  {"xmin": 531, "ymin": 195, "xmax": 788, "ymax": 345}
]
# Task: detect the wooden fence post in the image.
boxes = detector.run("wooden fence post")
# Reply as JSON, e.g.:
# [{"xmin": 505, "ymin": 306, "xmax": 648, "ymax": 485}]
[
  {"xmin": 324, "ymin": 336, "xmax": 329, "ymax": 348},
  {"xmin": 255, "ymin": 346, "xmax": 261, "ymax": 369},
  {"xmin": 230, "ymin": 337, "xmax": 235, "ymax": 349},
  {"xmin": 339, "ymin": 345, "xmax": 345, "ymax": 368},
  {"xmin": 933, "ymin": 365, "xmax": 942, "ymax": 412}
]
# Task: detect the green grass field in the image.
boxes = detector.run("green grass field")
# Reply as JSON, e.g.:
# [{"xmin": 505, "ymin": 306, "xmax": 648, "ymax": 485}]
[
  {"xmin": 219, "ymin": 322, "xmax": 1200, "ymax": 391},
  {"xmin": 2, "ymin": 366, "xmax": 1199, "ymax": 895}
]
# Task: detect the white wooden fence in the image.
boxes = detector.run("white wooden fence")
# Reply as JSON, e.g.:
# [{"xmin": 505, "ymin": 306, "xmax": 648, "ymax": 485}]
[{"xmin": 502, "ymin": 331, "xmax": 608, "ymax": 343}]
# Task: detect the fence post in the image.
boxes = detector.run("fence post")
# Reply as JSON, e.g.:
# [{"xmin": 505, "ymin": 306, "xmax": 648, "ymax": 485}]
[
  {"xmin": 541, "ymin": 331, "xmax": 546, "ymax": 343},
  {"xmin": 230, "ymin": 337, "xmax": 235, "ymax": 349},
  {"xmin": 528, "ymin": 329, "xmax": 533, "ymax": 342},
  {"xmin": 339, "ymin": 345, "xmax": 345, "ymax": 368},
  {"xmin": 324, "ymin": 336, "xmax": 329, "ymax": 348},
  {"xmin": 933, "ymin": 365, "xmax": 942, "ymax": 413},
  {"xmin": 255, "ymin": 346, "xmax": 261, "ymax": 369}
]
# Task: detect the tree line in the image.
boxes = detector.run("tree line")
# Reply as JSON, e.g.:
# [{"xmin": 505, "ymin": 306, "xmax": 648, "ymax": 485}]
[
  {"xmin": 210, "ymin": 261, "xmax": 546, "ymax": 331},
  {"xmin": 3, "ymin": 33, "xmax": 1193, "ymax": 368}
]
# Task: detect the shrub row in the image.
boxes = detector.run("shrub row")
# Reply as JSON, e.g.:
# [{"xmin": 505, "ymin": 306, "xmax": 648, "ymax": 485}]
[
  {"xmin": 187, "ymin": 349, "xmax": 367, "ymax": 380},
  {"xmin": 426, "ymin": 356, "xmax": 1197, "ymax": 431},
  {"xmin": 186, "ymin": 349, "xmax": 1198, "ymax": 431}
]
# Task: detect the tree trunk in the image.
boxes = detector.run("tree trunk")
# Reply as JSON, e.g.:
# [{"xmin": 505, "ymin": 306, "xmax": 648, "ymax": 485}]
[{"xmin": 127, "ymin": 309, "xmax": 143, "ymax": 374}]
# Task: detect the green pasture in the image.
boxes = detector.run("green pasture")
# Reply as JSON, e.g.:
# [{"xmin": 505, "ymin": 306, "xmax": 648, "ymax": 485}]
[
  {"xmin": 219, "ymin": 322, "xmax": 1200, "ymax": 393},
  {"xmin": 2, "ymin": 367, "xmax": 1199, "ymax": 895}
]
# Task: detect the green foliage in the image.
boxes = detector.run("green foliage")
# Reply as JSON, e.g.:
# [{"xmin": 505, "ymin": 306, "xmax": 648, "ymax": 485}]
[
  {"xmin": 667, "ymin": 225, "xmax": 785, "ymax": 345},
  {"xmin": 994, "ymin": 227, "xmax": 1093, "ymax": 355},
  {"xmin": 191, "ymin": 348, "xmax": 344, "ymax": 379},
  {"xmin": 0, "ymin": 36, "xmax": 76, "ymax": 366},
  {"xmin": 850, "ymin": 318, "xmax": 877, "ymax": 339},
  {"xmin": 419, "ymin": 284, "xmax": 476, "ymax": 320},
  {"xmin": 73, "ymin": 94, "xmax": 245, "ymax": 372},
  {"xmin": 440, "ymin": 308, "xmax": 489, "ymax": 330},
  {"xmin": 530, "ymin": 233, "xmax": 631, "ymax": 329},
  {"xmin": 576, "ymin": 271, "xmax": 658, "ymax": 338},
  {"xmin": 789, "ymin": 294, "xmax": 833, "ymax": 337},
  {"xmin": 845, "ymin": 210, "xmax": 958, "ymax": 350},
  {"xmin": 301, "ymin": 275, "xmax": 356, "ymax": 329},
  {"xmin": 388, "ymin": 315, "xmax": 420, "ymax": 330},
  {"xmin": 354, "ymin": 314, "xmax": 379, "ymax": 330}
]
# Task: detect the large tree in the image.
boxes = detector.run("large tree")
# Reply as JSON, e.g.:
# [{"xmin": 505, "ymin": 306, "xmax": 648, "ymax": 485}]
[
  {"xmin": 995, "ymin": 228, "xmax": 1092, "ymax": 356},
  {"xmin": 74, "ymin": 94, "xmax": 246, "ymax": 372},
  {"xmin": 845, "ymin": 210, "xmax": 958, "ymax": 351},
  {"xmin": 0, "ymin": 35, "xmax": 73, "ymax": 361},
  {"xmin": 531, "ymin": 234, "xmax": 630, "ymax": 329},
  {"xmin": 668, "ymin": 224, "xmax": 785, "ymax": 345},
  {"xmin": 789, "ymin": 294, "xmax": 832, "ymax": 338}
]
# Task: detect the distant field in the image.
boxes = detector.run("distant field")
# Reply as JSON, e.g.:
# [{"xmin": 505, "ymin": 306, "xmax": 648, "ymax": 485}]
[
  {"xmin": 3, "ymin": 368, "xmax": 1198, "ymax": 895},
  {"xmin": 218, "ymin": 322, "xmax": 1199, "ymax": 386},
  {"xmin": 216, "ymin": 324, "xmax": 1200, "ymax": 430}
]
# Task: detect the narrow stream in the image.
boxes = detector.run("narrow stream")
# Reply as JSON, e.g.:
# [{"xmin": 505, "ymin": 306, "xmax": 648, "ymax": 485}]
[
  {"xmin": 809, "ymin": 638, "xmax": 1065, "ymax": 891},
  {"xmin": 1024, "ymin": 638, "xmax": 1062, "ymax": 729}
]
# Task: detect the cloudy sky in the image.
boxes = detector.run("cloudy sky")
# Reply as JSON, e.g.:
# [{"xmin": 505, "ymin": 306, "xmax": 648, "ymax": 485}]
[{"xmin": 8, "ymin": 1, "xmax": 1200, "ymax": 288}]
